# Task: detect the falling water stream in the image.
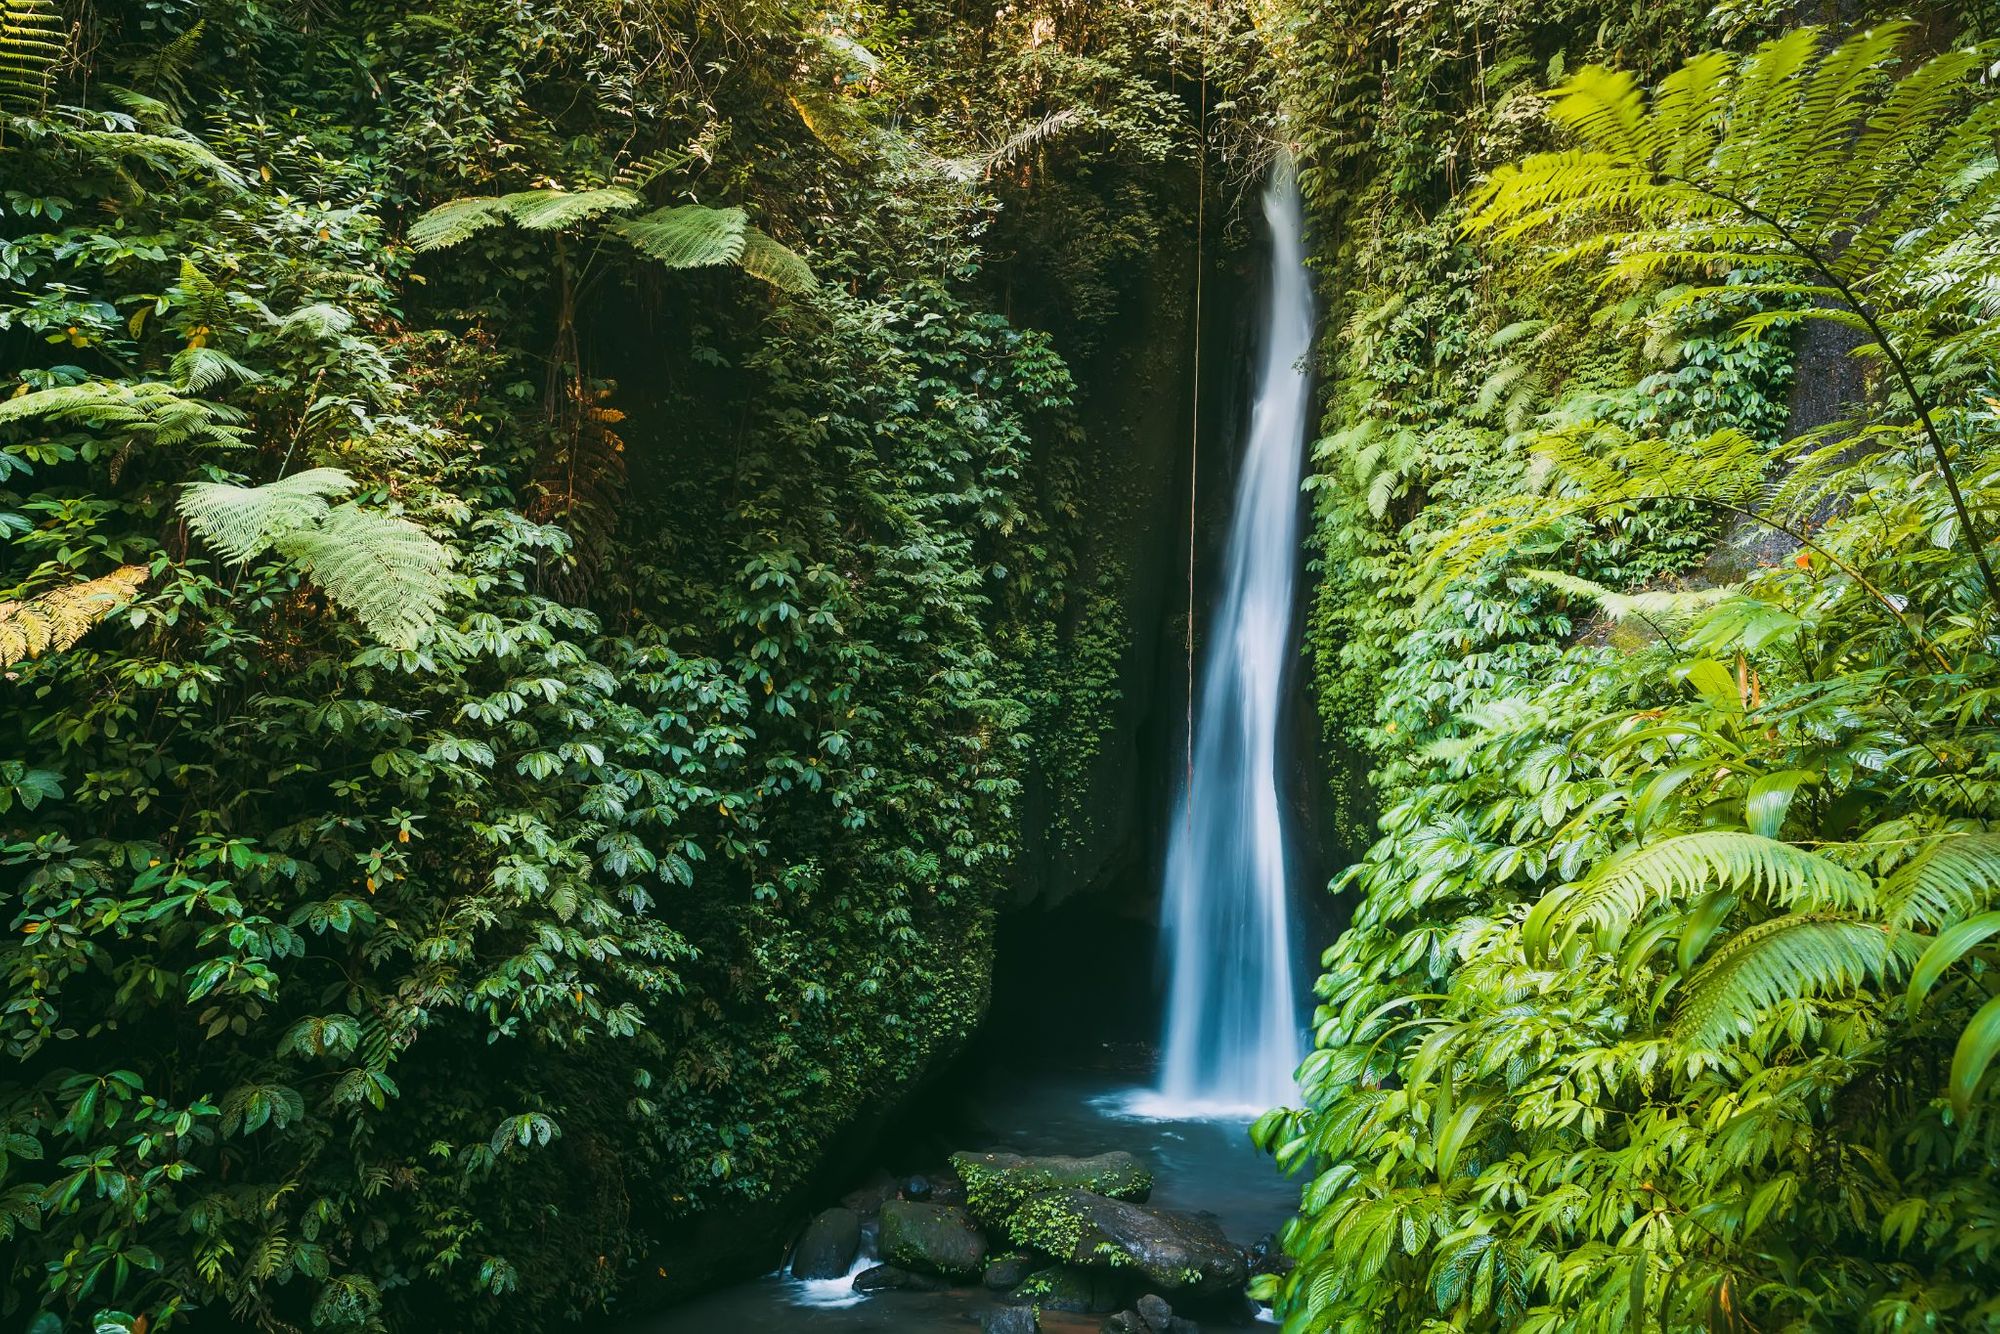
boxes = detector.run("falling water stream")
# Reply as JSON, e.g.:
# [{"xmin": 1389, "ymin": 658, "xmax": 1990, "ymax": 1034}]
[{"xmin": 1142, "ymin": 162, "xmax": 1314, "ymax": 1118}]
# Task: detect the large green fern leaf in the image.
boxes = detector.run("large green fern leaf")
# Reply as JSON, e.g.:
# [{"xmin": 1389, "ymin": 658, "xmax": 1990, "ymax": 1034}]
[
  {"xmin": 178, "ymin": 468, "xmax": 356, "ymax": 563},
  {"xmin": 739, "ymin": 230, "xmax": 815, "ymax": 293},
  {"xmin": 1880, "ymin": 834, "xmax": 2000, "ymax": 930},
  {"xmin": 607, "ymin": 203, "xmax": 748, "ymax": 268},
  {"xmin": 277, "ymin": 504, "xmax": 454, "ymax": 651},
  {"xmin": 500, "ymin": 186, "xmax": 641, "ymax": 232},
  {"xmin": 1529, "ymin": 831, "xmax": 1871, "ymax": 954},
  {"xmin": 1676, "ymin": 913, "xmax": 1915, "ymax": 1050},
  {"xmin": 0, "ymin": 0, "xmax": 64, "ymax": 114}
]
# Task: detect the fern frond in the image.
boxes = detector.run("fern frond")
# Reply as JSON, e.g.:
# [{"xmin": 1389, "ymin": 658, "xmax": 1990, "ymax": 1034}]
[
  {"xmin": 171, "ymin": 346, "xmax": 261, "ymax": 393},
  {"xmin": 0, "ymin": 380, "xmax": 245, "ymax": 445},
  {"xmin": 607, "ymin": 204, "xmax": 747, "ymax": 268},
  {"xmin": 614, "ymin": 148, "xmax": 694, "ymax": 190},
  {"xmin": 278, "ymin": 504, "xmax": 455, "ymax": 651},
  {"xmin": 1521, "ymin": 570, "xmax": 1734, "ymax": 624},
  {"xmin": 1676, "ymin": 913, "xmax": 1913, "ymax": 1049},
  {"xmin": 1532, "ymin": 832, "xmax": 1871, "ymax": 951},
  {"xmin": 121, "ymin": 19, "xmax": 204, "ymax": 109},
  {"xmin": 1880, "ymin": 834, "xmax": 2000, "ymax": 930},
  {"xmin": 0, "ymin": 0, "xmax": 64, "ymax": 115},
  {"xmin": 178, "ymin": 468, "xmax": 356, "ymax": 563},
  {"xmin": 928, "ymin": 108, "xmax": 1090, "ymax": 183},
  {"xmin": 268, "ymin": 302, "xmax": 355, "ymax": 338},
  {"xmin": 739, "ymin": 230, "xmax": 815, "ymax": 293},
  {"xmin": 0, "ymin": 566, "xmax": 147, "ymax": 667},
  {"xmin": 59, "ymin": 127, "xmax": 244, "ymax": 187},
  {"xmin": 980, "ymin": 107, "xmax": 1088, "ymax": 175},
  {"xmin": 407, "ymin": 195, "xmax": 513, "ymax": 251},
  {"xmin": 499, "ymin": 186, "xmax": 641, "ymax": 232}
]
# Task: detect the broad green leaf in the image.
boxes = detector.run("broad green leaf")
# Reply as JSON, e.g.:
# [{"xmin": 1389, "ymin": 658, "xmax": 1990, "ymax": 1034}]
[
  {"xmin": 1745, "ymin": 770, "xmax": 1814, "ymax": 838},
  {"xmin": 1950, "ymin": 993, "xmax": 2000, "ymax": 1116},
  {"xmin": 1908, "ymin": 912, "xmax": 2000, "ymax": 1013}
]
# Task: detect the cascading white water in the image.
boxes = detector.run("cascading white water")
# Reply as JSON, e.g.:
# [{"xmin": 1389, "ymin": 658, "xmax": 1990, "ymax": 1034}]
[{"xmin": 1146, "ymin": 162, "xmax": 1313, "ymax": 1118}]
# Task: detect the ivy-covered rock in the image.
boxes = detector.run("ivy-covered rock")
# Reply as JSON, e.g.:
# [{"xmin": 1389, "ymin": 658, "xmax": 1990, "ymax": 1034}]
[
  {"xmin": 878, "ymin": 1200, "xmax": 990, "ymax": 1278},
  {"xmin": 1007, "ymin": 1190, "xmax": 1245, "ymax": 1294},
  {"xmin": 953, "ymin": 1149, "xmax": 1154, "ymax": 1230}
]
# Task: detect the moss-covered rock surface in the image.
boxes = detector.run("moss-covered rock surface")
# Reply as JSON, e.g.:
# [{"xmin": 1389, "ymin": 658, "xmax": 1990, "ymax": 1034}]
[{"xmin": 952, "ymin": 1149, "xmax": 1154, "ymax": 1230}]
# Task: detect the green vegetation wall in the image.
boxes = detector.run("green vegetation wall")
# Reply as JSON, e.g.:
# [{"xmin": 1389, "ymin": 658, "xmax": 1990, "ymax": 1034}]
[
  {"xmin": 0, "ymin": 2, "xmax": 1248, "ymax": 1330},
  {"xmin": 1256, "ymin": 0, "xmax": 2000, "ymax": 1329}
]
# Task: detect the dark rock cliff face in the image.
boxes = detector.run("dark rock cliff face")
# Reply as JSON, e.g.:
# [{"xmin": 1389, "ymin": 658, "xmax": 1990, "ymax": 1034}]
[
  {"xmin": 1000, "ymin": 197, "xmax": 1348, "ymax": 1056},
  {"xmin": 1009, "ymin": 217, "xmax": 1251, "ymax": 916}
]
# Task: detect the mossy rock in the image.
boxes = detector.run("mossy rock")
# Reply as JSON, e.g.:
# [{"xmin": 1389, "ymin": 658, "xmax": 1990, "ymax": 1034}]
[
  {"xmin": 1006, "ymin": 1189, "xmax": 1245, "ymax": 1295},
  {"xmin": 951, "ymin": 1149, "xmax": 1152, "ymax": 1232},
  {"xmin": 878, "ymin": 1199, "xmax": 989, "ymax": 1278}
]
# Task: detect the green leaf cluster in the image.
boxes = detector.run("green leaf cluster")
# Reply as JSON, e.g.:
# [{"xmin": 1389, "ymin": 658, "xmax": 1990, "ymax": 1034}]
[{"xmin": 1269, "ymin": 16, "xmax": 2000, "ymax": 1331}]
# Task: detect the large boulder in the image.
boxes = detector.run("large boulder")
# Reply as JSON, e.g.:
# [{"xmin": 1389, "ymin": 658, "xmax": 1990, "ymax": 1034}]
[
  {"xmin": 983, "ymin": 1309, "xmax": 1040, "ymax": 1334},
  {"xmin": 953, "ymin": 1150, "xmax": 1153, "ymax": 1230},
  {"xmin": 790, "ymin": 1206, "xmax": 862, "ymax": 1279},
  {"xmin": 985, "ymin": 1252, "xmax": 1036, "ymax": 1290},
  {"xmin": 878, "ymin": 1199, "xmax": 989, "ymax": 1278},
  {"xmin": 1009, "ymin": 1190, "xmax": 1246, "ymax": 1295}
]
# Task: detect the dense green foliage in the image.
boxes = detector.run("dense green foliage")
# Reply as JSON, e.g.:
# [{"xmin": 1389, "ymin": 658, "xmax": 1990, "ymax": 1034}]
[
  {"xmin": 0, "ymin": 2, "xmax": 1221, "ymax": 1330},
  {"xmin": 1262, "ymin": 10, "xmax": 2000, "ymax": 1331}
]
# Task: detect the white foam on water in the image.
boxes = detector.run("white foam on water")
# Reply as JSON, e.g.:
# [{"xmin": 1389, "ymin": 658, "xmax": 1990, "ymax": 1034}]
[
  {"xmin": 783, "ymin": 1250, "xmax": 872, "ymax": 1309},
  {"xmin": 1098, "ymin": 1088, "xmax": 1272, "ymax": 1124}
]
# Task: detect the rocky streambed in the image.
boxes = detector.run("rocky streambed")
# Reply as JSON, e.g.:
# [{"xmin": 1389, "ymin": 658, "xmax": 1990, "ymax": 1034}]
[
  {"xmin": 786, "ymin": 1147, "xmax": 1289, "ymax": 1332},
  {"xmin": 625, "ymin": 1073, "xmax": 1299, "ymax": 1334}
]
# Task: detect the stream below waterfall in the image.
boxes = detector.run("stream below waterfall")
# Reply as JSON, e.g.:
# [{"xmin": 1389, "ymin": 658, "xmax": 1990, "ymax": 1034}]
[{"xmin": 628, "ymin": 1067, "xmax": 1296, "ymax": 1332}]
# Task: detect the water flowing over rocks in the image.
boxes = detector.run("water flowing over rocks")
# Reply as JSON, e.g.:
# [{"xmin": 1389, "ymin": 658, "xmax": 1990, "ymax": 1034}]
[{"xmin": 787, "ymin": 1206, "xmax": 862, "ymax": 1279}]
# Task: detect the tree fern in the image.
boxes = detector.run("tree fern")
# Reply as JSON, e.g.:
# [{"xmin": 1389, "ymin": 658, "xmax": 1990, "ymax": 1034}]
[
  {"xmin": 1676, "ymin": 913, "xmax": 1914, "ymax": 1050},
  {"xmin": 0, "ymin": 566, "xmax": 146, "ymax": 667},
  {"xmin": 613, "ymin": 148, "xmax": 694, "ymax": 191},
  {"xmin": 1467, "ymin": 23, "xmax": 2000, "ymax": 603},
  {"xmin": 739, "ymin": 229, "xmax": 815, "ymax": 292},
  {"xmin": 409, "ymin": 190, "xmax": 815, "ymax": 292},
  {"xmin": 178, "ymin": 470, "xmax": 454, "ymax": 649},
  {"xmin": 279, "ymin": 505, "xmax": 455, "ymax": 651},
  {"xmin": 503, "ymin": 186, "xmax": 641, "ymax": 232},
  {"xmin": 171, "ymin": 346, "xmax": 261, "ymax": 393},
  {"xmin": 1417, "ymin": 426, "xmax": 1768, "ymax": 607},
  {"xmin": 0, "ymin": 380, "xmax": 245, "ymax": 445},
  {"xmin": 1520, "ymin": 569, "xmax": 1732, "ymax": 631},
  {"xmin": 405, "ymin": 195, "xmax": 514, "ymax": 250}
]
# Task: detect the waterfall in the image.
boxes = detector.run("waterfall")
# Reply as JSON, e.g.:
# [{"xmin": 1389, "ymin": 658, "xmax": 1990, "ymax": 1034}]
[{"xmin": 1147, "ymin": 162, "xmax": 1313, "ymax": 1118}]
